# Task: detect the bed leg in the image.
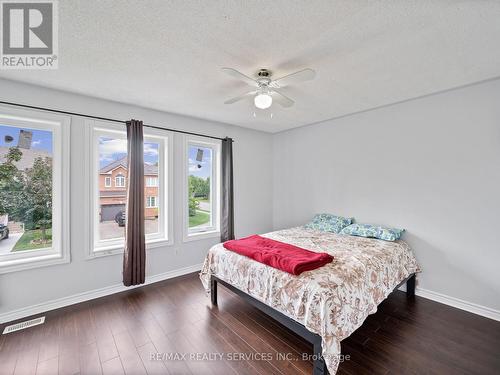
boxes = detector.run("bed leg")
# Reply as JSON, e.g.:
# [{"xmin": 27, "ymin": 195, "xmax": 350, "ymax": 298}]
[
  {"xmin": 313, "ymin": 339, "xmax": 328, "ymax": 375},
  {"xmin": 210, "ymin": 277, "xmax": 217, "ymax": 305},
  {"xmin": 406, "ymin": 274, "xmax": 416, "ymax": 298}
]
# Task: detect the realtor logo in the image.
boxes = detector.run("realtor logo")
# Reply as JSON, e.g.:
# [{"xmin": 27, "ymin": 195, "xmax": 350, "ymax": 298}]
[{"xmin": 1, "ymin": 0, "xmax": 58, "ymax": 69}]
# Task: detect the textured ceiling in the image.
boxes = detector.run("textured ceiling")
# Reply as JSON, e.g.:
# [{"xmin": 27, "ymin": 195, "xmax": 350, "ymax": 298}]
[{"xmin": 1, "ymin": 0, "xmax": 500, "ymax": 133}]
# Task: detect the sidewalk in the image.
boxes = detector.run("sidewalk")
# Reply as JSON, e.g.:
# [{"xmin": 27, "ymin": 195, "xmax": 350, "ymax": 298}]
[{"xmin": 0, "ymin": 232, "xmax": 22, "ymax": 255}]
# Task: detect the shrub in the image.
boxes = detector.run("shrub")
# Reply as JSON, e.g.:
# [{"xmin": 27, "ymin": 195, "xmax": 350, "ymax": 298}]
[{"xmin": 189, "ymin": 197, "xmax": 199, "ymax": 216}]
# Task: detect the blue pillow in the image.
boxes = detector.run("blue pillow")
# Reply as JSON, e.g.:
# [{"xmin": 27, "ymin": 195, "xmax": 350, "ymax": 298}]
[
  {"xmin": 340, "ymin": 223, "xmax": 405, "ymax": 241},
  {"xmin": 305, "ymin": 213, "xmax": 354, "ymax": 234}
]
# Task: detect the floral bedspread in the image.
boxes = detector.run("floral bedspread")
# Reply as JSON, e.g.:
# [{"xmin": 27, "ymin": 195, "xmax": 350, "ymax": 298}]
[{"xmin": 200, "ymin": 226, "xmax": 420, "ymax": 374}]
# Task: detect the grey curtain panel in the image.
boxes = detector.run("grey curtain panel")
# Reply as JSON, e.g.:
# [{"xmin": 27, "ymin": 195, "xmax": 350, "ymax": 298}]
[
  {"xmin": 123, "ymin": 120, "xmax": 146, "ymax": 286},
  {"xmin": 221, "ymin": 137, "xmax": 234, "ymax": 242}
]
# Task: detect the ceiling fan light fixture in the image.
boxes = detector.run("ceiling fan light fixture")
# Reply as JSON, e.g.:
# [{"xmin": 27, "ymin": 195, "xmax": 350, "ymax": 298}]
[
  {"xmin": 254, "ymin": 93, "xmax": 272, "ymax": 109},
  {"xmin": 222, "ymin": 66, "xmax": 314, "ymax": 108}
]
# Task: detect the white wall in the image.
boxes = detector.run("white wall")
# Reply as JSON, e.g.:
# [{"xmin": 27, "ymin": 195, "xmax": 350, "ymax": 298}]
[
  {"xmin": 0, "ymin": 78, "xmax": 274, "ymax": 317},
  {"xmin": 273, "ymin": 78, "xmax": 500, "ymax": 312}
]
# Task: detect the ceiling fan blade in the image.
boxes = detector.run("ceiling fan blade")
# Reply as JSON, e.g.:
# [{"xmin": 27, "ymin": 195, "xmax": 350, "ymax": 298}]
[
  {"xmin": 221, "ymin": 67, "xmax": 258, "ymax": 86},
  {"xmin": 271, "ymin": 90, "xmax": 294, "ymax": 108},
  {"xmin": 224, "ymin": 90, "xmax": 258, "ymax": 104},
  {"xmin": 270, "ymin": 68, "xmax": 316, "ymax": 88}
]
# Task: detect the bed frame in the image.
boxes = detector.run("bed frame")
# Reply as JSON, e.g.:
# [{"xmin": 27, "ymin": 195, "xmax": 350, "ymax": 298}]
[{"xmin": 210, "ymin": 273, "xmax": 416, "ymax": 375}]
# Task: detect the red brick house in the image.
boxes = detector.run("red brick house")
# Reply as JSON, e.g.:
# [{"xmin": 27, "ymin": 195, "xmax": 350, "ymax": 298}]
[{"xmin": 99, "ymin": 156, "xmax": 159, "ymax": 221}]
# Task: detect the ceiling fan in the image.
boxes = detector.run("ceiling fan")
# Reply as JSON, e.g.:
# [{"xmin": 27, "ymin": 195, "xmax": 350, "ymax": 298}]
[{"xmin": 222, "ymin": 67, "xmax": 316, "ymax": 109}]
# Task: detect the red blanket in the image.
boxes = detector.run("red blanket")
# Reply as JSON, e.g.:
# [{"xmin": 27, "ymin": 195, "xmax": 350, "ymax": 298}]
[{"xmin": 223, "ymin": 235, "xmax": 333, "ymax": 275}]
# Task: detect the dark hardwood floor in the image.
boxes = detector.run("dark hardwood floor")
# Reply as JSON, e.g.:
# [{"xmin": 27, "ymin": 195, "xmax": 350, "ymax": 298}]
[{"xmin": 1, "ymin": 272, "xmax": 499, "ymax": 375}]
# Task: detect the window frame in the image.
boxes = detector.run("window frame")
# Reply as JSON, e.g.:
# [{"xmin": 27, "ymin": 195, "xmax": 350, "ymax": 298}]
[
  {"xmin": 146, "ymin": 176, "xmax": 158, "ymax": 187},
  {"xmin": 115, "ymin": 174, "xmax": 125, "ymax": 187},
  {"xmin": 182, "ymin": 135, "xmax": 221, "ymax": 242},
  {"xmin": 146, "ymin": 196, "xmax": 158, "ymax": 208},
  {"xmin": 104, "ymin": 176, "xmax": 111, "ymax": 187},
  {"xmin": 0, "ymin": 106, "xmax": 70, "ymax": 274},
  {"xmin": 85, "ymin": 120, "xmax": 173, "ymax": 258}
]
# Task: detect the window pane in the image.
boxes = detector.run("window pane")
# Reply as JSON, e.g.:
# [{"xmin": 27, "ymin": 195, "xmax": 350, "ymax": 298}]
[
  {"xmin": 144, "ymin": 143, "xmax": 159, "ymax": 235},
  {"xmin": 146, "ymin": 177, "xmax": 158, "ymax": 187},
  {"xmin": 98, "ymin": 137, "xmax": 159, "ymax": 242},
  {"xmin": 0, "ymin": 125, "xmax": 53, "ymax": 253},
  {"xmin": 98, "ymin": 136, "xmax": 126, "ymax": 241},
  {"xmin": 188, "ymin": 145, "xmax": 212, "ymax": 231}
]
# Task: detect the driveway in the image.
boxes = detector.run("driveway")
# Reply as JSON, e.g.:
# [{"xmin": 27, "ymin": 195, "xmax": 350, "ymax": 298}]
[
  {"xmin": 99, "ymin": 219, "xmax": 159, "ymax": 240},
  {"xmin": 199, "ymin": 201, "xmax": 210, "ymax": 211},
  {"xmin": 0, "ymin": 232, "xmax": 23, "ymax": 255}
]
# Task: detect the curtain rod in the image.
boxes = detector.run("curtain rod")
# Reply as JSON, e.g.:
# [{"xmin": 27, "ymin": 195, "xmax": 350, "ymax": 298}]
[{"xmin": 0, "ymin": 100, "xmax": 232, "ymax": 142}]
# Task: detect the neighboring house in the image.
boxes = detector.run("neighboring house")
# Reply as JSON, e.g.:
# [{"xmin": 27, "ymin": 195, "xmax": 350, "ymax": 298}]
[{"xmin": 99, "ymin": 156, "xmax": 159, "ymax": 221}]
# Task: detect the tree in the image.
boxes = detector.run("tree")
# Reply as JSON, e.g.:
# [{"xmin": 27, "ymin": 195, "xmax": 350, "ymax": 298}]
[
  {"xmin": 0, "ymin": 147, "xmax": 25, "ymax": 220},
  {"xmin": 0, "ymin": 147, "xmax": 22, "ymax": 182},
  {"xmin": 0, "ymin": 148, "xmax": 53, "ymax": 243},
  {"xmin": 23, "ymin": 157, "xmax": 52, "ymax": 239},
  {"xmin": 188, "ymin": 175, "xmax": 210, "ymax": 199}
]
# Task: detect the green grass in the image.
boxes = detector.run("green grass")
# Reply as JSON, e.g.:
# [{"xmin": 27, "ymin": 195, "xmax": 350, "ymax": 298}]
[
  {"xmin": 12, "ymin": 229, "xmax": 52, "ymax": 252},
  {"xmin": 189, "ymin": 210, "xmax": 210, "ymax": 227}
]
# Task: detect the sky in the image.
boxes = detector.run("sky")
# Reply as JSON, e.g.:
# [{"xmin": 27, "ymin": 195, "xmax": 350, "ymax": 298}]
[
  {"xmin": 99, "ymin": 137, "xmax": 159, "ymax": 168},
  {"xmin": 0, "ymin": 124, "xmax": 53, "ymax": 153},
  {"xmin": 188, "ymin": 145, "xmax": 212, "ymax": 179}
]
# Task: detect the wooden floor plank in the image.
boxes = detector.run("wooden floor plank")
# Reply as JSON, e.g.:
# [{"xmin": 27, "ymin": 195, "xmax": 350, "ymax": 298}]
[
  {"xmin": 101, "ymin": 356, "xmax": 125, "ymax": 375},
  {"xmin": 79, "ymin": 342, "xmax": 103, "ymax": 375},
  {"xmin": 96, "ymin": 335, "xmax": 120, "ymax": 363},
  {"xmin": 113, "ymin": 330, "xmax": 147, "ymax": 375},
  {"xmin": 147, "ymin": 328, "xmax": 193, "ymax": 375},
  {"xmin": 58, "ymin": 351, "xmax": 80, "ymax": 375},
  {"xmin": 176, "ymin": 315, "xmax": 237, "ymax": 375},
  {"xmin": 13, "ymin": 347, "xmax": 39, "ymax": 375},
  {"xmin": 136, "ymin": 342, "xmax": 171, "ymax": 375},
  {"xmin": 35, "ymin": 357, "xmax": 59, "ymax": 375}
]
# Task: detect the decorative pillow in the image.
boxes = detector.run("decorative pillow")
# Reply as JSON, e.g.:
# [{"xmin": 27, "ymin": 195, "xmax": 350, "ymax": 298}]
[
  {"xmin": 305, "ymin": 213, "xmax": 353, "ymax": 234},
  {"xmin": 340, "ymin": 223, "xmax": 405, "ymax": 241}
]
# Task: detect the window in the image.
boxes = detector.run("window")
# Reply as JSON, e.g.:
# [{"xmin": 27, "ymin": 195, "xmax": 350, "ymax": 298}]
[
  {"xmin": 146, "ymin": 196, "xmax": 157, "ymax": 208},
  {"xmin": 0, "ymin": 107, "xmax": 70, "ymax": 274},
  {"xmin": 146, "ymin": 177, "xmax": 158, "ymax": 187},
  {"xmin": 87, "ymin": 121, "xmax": 172, "ymax": 256},
  {"xmin": 104, "ymin": 176, "xmax": 111, "ymax": 187},
  {"xmin": 115, "ymin": 174, "xmax": 125, "ymax": 187},
  {"xmin": 183, "ymin": 137, "xmax": 220, "ymax": 241}
]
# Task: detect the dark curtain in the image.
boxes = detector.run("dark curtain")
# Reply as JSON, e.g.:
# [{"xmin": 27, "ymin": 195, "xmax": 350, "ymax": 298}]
[
  {"xmin": 221, "ymin": 137, "xmax": 234, "ymax": 242},
  {"xmin": 123, "ymin": 120, "xmax": 146, "ymax": 286}
]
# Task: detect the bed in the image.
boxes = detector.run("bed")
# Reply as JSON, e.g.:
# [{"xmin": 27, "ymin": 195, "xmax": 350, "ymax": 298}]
[{"xmin": 200, "ymin": 226, "xmax": 420, "ymax": 374}]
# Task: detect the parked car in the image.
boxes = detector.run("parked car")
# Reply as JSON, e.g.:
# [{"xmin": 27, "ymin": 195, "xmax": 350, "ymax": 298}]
[
  {"xmin": 0, "ymin": 224, "xmax": 9, "ymax": 240},
  {"xmin": 115, "ymin": 211, "xmax": 126, "ymax": 227}
]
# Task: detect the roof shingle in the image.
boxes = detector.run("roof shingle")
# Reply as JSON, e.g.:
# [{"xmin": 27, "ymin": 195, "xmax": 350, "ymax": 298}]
[{"xmin": 100, "ymin": 156, "xmax": 158, "ymax": 175}]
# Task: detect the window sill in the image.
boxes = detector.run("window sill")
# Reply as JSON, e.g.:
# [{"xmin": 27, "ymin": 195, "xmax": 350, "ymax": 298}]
[
  {"xmin": 87, "ymin": 238, "xmax": 173, "ymax": 259},
  {"xmin": 183, "ymin": 230, "xmax": 220, "ymax": 243},
  {"xmin": 0, "ymin": 252, "xmax": 70, "ymax": 274}
]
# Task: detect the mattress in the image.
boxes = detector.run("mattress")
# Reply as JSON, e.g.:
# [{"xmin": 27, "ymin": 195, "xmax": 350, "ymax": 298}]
[{"xmin": 200, "ymin": 226, "xmax": 420, "ymax": 374}]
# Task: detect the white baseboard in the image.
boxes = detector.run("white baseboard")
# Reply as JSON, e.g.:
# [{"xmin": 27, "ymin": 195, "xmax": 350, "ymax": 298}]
[
  {"xmin": 415, "ymin": 287, "xmax": 500, "ymax": 322},
  {"xmin": 0, "ymin": 263, "xmax": 203, "ymax": 324},
  {"xmin": 399, "ymin": 283, "xmax": 500, "ymax": 322}
]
